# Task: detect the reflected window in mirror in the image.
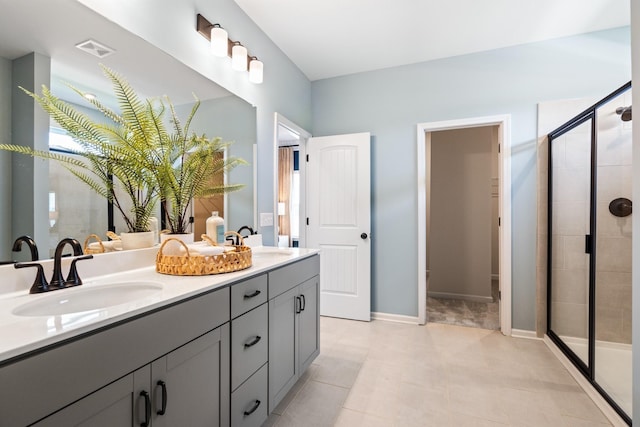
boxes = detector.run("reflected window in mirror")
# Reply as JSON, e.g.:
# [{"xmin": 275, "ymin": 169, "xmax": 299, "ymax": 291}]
[{"xmin": 47, "ymin": 128, "xmax": 109, "ymax": 257}]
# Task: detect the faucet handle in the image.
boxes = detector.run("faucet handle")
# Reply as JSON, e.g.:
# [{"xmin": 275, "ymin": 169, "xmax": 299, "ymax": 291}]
[
  {"xmin": 15, "ymin": 262, "xmax": 49, "ymax": 294},
  {"xmin": 65, "ymin": 255, "xmax": 93, "ymax": 287}
]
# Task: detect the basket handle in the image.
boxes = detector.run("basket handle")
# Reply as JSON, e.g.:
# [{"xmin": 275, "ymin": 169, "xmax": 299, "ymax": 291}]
[
  {"xmin": 106, "ymin": 231, "xmax": 121, "ymax": 241},
  {"xmin": 157, "ymin": 237, "xmax": 191, "ymax": 257},
  {"xmin": 200, "ymin": 231, "xmax": 245, "ymax": 247},
  {"xmin": 200, "ymin": 234, "xmax": 217, "ymax": 246},
  {"xmin": 83, "ymin": 234, "xmax": 105, "ymax": 253}
]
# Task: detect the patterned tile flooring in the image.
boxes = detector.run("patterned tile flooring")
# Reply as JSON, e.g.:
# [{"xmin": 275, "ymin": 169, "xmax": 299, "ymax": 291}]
[{"xmin": 427, "ymin": 280, "xmax": 500, "ymax": 330}]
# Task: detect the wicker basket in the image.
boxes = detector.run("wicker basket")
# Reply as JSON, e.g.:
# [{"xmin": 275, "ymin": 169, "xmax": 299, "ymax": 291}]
[
  {"xmin": 155, "ymin": 231, "xmax": 252, "ymax": 276},
  {"xmin": 83, "ymin": 234, "xmax": 106, "ymax": 254}
]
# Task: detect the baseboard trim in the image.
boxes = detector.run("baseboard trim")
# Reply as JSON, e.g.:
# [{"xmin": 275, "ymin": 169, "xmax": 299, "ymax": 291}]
[
  {"xmin": 511, "ymin": 329, "xmax": 540, "ymax": 339},
  {"xmin": 427, "ymin": 291, "xmax": 493, "ymax": 303},
  {"xmin": 371, "ymin": 312, "xmax": 420, "ymax": 325},
  {"xmin": 543, "ymin": 335, "xmax": 628, "ymax": 427}
]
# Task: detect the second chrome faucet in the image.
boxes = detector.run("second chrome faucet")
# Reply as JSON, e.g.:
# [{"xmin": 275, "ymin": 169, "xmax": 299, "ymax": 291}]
[{"xmin": 15, "ymin": 238, "xmax": 93, "ymax": 294}]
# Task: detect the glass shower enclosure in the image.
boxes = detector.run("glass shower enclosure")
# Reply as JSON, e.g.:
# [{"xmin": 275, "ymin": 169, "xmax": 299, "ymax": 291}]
[{"xmin": 547, "ymin": 81, "xmax": 632, "ymax": 425}]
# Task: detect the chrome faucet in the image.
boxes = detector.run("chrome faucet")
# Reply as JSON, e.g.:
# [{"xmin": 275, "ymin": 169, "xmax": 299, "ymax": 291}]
[
  {"xmin": 12, "ymin": 235, "xmax": 39, "ymax": 261},
  {"xmin": 15, "ymin": 238, "xmax": 93, "ymax": 294}
]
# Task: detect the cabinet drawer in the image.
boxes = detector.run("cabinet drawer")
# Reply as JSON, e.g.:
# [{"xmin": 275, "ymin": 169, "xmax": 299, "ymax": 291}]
[
  {"xmin": 268, "ymin": 255, "xmax": 319, "ymax": 298},
  {"xmin": 231, "ymin": 363, "xmax": 268, "ymax": 427},
  {"xmin": 231, "ymin": 274, "xmax": 268, "ymax": 319},
  {"xmin": 231, "ymin": 303, "xmax": 268, "ymax": 390}
]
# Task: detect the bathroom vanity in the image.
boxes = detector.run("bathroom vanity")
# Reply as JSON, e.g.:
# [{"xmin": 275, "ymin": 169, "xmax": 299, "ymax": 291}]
[{"xmin": 0, "ymin": 247, "xmax": 319, "ymax": 426}]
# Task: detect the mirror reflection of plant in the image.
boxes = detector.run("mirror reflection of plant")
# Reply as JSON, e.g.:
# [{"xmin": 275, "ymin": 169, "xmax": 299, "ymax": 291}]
[
  {"xmin": 0, "ymin": 65, "xmax": 246, "ymax": 235},
  {"xmin": 155, "ymin": 100, "xmax": 246, "ymax": 235},
  {"xmin": 0, "ymin": 69, "xmax": 158, "ymax": 232}
]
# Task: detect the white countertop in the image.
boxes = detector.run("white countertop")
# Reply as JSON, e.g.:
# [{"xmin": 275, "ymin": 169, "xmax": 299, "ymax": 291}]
[{"xmin": 0, "ymin": 246, "xmax": 319, "ymax": 364}]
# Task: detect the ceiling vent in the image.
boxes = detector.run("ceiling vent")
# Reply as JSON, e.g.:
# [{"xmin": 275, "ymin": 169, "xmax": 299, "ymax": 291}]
[{"xmin": 75, "ymin": 39, "xmax": 115, "ymax": 58}]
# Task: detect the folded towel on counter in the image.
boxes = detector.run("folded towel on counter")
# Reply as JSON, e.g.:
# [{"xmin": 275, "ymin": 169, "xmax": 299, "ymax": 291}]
[{"xmin": 88, "ymin": 240, "xmax": 122, "ymax": 252}]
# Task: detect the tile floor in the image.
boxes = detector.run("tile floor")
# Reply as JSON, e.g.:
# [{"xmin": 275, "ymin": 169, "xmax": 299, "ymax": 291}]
[
  {"xmin": 265, "ymin": 317, "xmax": 612, "ymax": 427},
  {"xmin": 427, "ymin": 280, "xmax": 500, "ymax": 330}
]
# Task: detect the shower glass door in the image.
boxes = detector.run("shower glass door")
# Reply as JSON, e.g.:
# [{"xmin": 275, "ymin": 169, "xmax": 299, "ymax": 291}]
[
  {"xmin": 548, "ymin": 116, "xmax": 594, "ymax": 370},
  {"xmin": 547, "ymin": 82, "xmax": 632, "ymax": 425}
]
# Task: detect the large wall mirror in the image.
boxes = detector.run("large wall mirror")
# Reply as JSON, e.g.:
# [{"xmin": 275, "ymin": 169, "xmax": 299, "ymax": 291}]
[{"xmin": 0, "ymin": 0, "xmax": 256, "ymax": 259}]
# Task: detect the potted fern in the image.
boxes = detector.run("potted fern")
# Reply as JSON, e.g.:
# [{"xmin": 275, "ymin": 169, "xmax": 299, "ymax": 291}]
[
  {"xmin": 0, "ymin": 65, "xmax": 244, "ymax": 249},
  {"xmin": 154, "ymin": 101, "xmax": 245, "ymax": 241}
]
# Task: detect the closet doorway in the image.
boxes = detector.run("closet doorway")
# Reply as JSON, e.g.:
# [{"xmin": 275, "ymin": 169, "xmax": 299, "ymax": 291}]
[{"xmin": 417, "ymin": 115, "xmax": 512, "ymax": 334}]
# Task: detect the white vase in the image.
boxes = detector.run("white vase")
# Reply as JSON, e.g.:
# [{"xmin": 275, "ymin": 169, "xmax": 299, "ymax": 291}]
[{"xmin": 120, "ymin": 231, "xmax": 155, "ymax": 250}]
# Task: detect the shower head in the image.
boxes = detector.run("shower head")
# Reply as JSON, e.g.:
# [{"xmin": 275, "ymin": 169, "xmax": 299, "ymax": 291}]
[{"xmin": 615, "ymin": 106, "xmax": 632, "ymax": 122}]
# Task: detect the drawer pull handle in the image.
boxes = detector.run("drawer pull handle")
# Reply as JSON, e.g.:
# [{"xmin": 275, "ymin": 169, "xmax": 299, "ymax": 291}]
[
  {"xmin": 295, "ymin": 296, "xmax": 301, "ymax": 314},
  {"xmin": 156, "ymin": 380, "xmax": 168, "ymax": 415},
  {"xmin": 244, "ymin": 289, "xmax": 261, "ymax": 299},
  {"xmin": 244, "ymin": 399, "xmax": 261, "ymax": 416},
  {"xmin": 300, "ymin": 294, "xmax": 306, "ymax": 311},
  {"xmin": 244, "ymin": 335, "xmax": 262, "ymax": 348},
  {"xmin": 140, "ymin": 390, "xmax": 151, "ymax": 427}
]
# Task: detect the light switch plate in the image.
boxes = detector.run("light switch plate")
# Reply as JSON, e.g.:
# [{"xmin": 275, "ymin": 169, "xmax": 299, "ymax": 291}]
[{"xmin": 260, "ymin": 212, "xmax": 274, "ymax": 227}]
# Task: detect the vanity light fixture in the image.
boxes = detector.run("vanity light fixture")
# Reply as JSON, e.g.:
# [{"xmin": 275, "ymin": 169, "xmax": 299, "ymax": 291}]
[
  {"xmin": 231, "ymin": 42, "xmax": 248, "ymax": 72},
  {"xmin": 210, "ymin": 24, "xmax": 228, "ymax": 57},
  {"xmin": 196, "ymin": 13, "xmax": 263, "ymax": 84},
  {"xmin": 249, "ymin": 57, "xmax": 264, "ymax": 84}
]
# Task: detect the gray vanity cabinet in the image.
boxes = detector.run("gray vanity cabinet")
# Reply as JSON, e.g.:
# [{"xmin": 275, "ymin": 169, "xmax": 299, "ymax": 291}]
[
  {"xmin": 149, "ymin": 325, "xmax": 229, "ymax": 427},
  {"xmin": 32, "ymin": 374, "xmax": 134, "ymax": 426},
  {"xmin": 33, "ymin": 325, "xmax": 230, "ymax": 427},
  {"xmin": 230, "ymin": 274, "xmax": 269, "ymax": 427},
  {"xmin": 1, "ymin": 287, "xmax": 230, "ymax": 427},
  {"xmin": 268, "ymin": 256, "xmax": 320, "ymax": 412}
]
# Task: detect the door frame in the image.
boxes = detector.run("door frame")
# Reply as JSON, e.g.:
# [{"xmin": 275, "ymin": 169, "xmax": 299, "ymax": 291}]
[
  {"xmin": 273, "ymin": 113, "xmax": 311, "ymax": 247},
  {"xmin": 416, "ymin": 115, "xmax": 512, "ymax": 335}
]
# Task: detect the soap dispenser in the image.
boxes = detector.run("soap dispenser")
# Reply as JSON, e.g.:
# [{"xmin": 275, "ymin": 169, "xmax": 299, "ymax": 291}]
[{"xmin": 206, "ymin": 211, "xmax": 225, "ymax": 244}]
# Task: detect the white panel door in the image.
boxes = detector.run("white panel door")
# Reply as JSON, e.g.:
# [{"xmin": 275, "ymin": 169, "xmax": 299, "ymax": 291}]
[{"xmin": 307, "ymin": 132, "xmax": 371, "ymax": 321}]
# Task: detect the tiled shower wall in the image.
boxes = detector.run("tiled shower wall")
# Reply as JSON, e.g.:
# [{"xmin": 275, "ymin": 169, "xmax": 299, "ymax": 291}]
[
  {"xmin": 594, "ymin": 91, "xmax": 632, "ymax": 344},
  {"xmin": 550, "ymin": 119, "xmax": 591, "ymax": 340}
]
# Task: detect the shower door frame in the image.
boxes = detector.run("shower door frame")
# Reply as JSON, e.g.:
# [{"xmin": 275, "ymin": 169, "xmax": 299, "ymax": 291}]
[{"xmin": 546, "ymin": 81, "xmax": 632, "ymax": 426}]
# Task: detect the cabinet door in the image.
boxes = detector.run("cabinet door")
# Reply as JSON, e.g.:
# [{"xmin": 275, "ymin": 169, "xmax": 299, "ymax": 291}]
[
  {"xmin": 151, "ymin": 325, "xmax": 230, "ymax": 427},
  {"xmin": 268, "ymin": 286, "xmax": 299, "ymax": 412},
  {"xmin": 298, "ymin": 276, "xmax": 320, "ymax": 373},
  {"xmin": 32, "ymin": 375, "xmax": 134, "ymax": 427}
]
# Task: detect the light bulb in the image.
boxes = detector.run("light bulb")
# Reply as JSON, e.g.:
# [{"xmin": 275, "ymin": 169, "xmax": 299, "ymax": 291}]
[
  {"xmin": 249, "ymin": 58, "xmax": 263, "ymax": 84},
  {"xmin": 210, "ymin": 25, "xmax": 228, "ymax": 57},
  {"xmin": 232, "ymin": 43, "xmax": 247, "ymax": 71}
]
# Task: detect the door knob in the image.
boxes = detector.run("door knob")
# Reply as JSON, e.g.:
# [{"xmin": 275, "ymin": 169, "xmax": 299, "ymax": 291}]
[{"xmin": 361, "ymin": 233, "xmax": 368, "ymax": 240}]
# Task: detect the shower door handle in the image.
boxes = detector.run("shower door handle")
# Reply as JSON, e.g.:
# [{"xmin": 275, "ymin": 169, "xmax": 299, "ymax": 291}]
[{"xmin": 585, "ymin": 234, "xmax": 592, "ymax": 254}]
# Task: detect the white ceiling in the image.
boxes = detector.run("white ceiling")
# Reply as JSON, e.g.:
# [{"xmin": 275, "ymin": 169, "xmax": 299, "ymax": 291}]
[
  {"xmin": 234, "ymin": 0, "xmax": 631, "ymax": 81},
  {"xmin": 0, "ymin": 0, "xmax": 231, "ymax": 109}
]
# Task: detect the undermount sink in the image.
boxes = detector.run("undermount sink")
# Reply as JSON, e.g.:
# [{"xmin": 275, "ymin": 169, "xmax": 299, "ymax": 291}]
[{"xmin": 12, "ymin": 281, "xmax": 164, "ymax": 317}]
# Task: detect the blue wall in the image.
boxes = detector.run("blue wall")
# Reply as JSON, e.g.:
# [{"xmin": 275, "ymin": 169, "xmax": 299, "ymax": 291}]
[{"xmin": 311, "ymin": 27, "xmax": 631, "ymax": 330}]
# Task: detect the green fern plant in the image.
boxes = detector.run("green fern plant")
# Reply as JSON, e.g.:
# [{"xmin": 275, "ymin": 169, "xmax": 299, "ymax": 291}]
[
  {"xmin": 156, "ymin": 100, "xmax": 246, "ymax": 234},
  {"xmin": 0, "ymin": 65, "xmax": 245, "ymax": 234}
]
